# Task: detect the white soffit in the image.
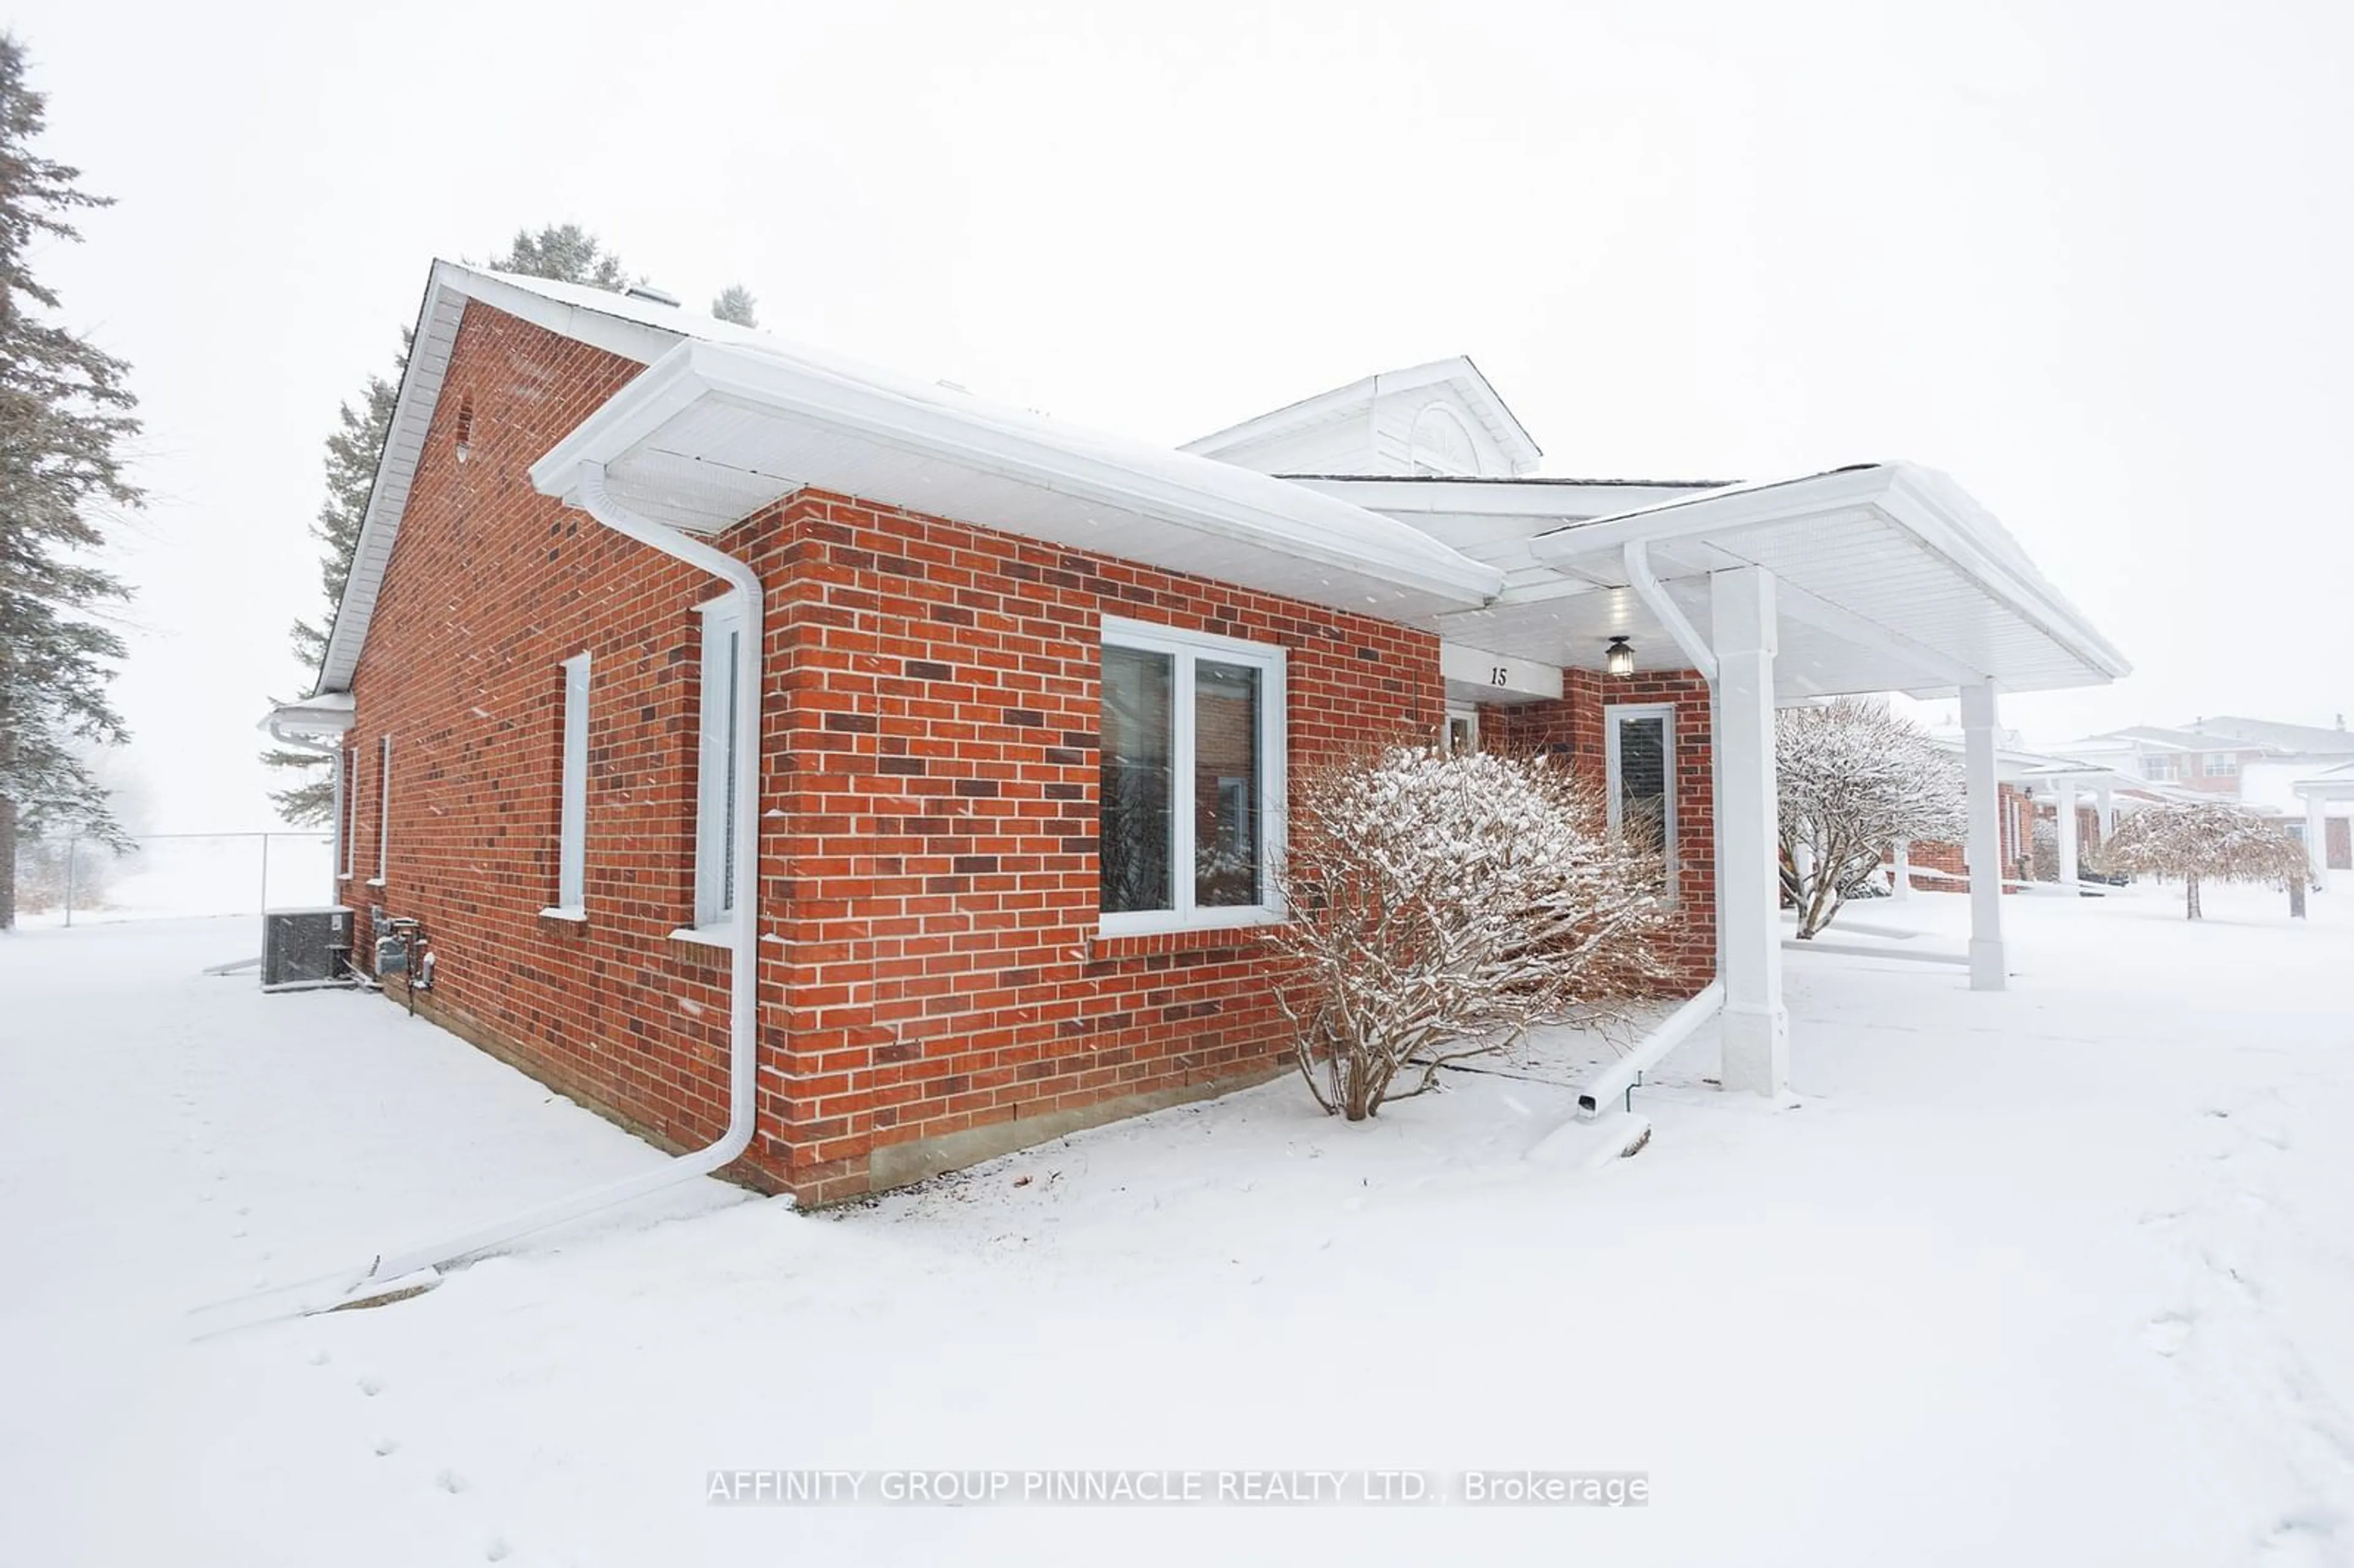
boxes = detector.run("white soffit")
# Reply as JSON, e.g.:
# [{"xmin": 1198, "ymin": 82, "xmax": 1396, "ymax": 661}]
[
  {"xmin": 1419, "ymin": 464, "xmax": 2127, "ymax": 700},
  {"xmin": 528, "ymin": 340, "xmax": 1506, "ymax": 618}
]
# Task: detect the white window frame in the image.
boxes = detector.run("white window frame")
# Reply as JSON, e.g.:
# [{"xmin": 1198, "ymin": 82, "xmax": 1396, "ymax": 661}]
[
  {"xmin": 2203, "ymin": 753, "xmax": 2239, "ymax": 778},
  {"xmin": 549, "ymin": 653, "xmax": 592, "ymax": 918},
  {"xmin": 368, "ymin": 734, "xmax": 391, "ymax": 887},
  {"xmin": 1099, "ymin": 615, "xmax": 1287, "ymax": 938},
  {"xmin": 1604, "ymin": 701, "xmax": 1678, "ymax": 902},
  {"xmin": 692, "ymin": 596, "xmax": 745, "ymax": 932},
  {"xmin": 337, "ymin": 744, "xmax": 356, "ymax": 881},
  {"xmin": 2142, "ymin": 752, "xmax": 2180, "ymax": 780},
  {"xmin": 1444, "ymin": 706, "xmax": 1480, "ymax": 755}
]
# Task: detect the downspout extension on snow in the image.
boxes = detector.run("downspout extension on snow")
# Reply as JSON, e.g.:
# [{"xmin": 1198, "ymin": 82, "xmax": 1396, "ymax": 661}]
[
  {"xmin": 1574, "ymin": 981, "xmax": 1724, "ymax": 1119},
  {"xmin": 332, "ymin": 462, "xmax": 767, "ymax": 1305}
]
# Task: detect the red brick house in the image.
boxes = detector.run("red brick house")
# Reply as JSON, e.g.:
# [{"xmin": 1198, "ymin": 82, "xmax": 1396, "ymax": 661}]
[{"xmin": 266, "ymin": 264, "xmax": 2127, "ymax": 1231}]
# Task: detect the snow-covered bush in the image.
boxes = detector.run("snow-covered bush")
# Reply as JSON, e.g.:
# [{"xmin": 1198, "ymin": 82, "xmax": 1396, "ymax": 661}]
[
  {"xmin": 2101, "ymin": 800, "xmax": 2311, "ymax": 919},
  {"xmin": 1777, "ymin": 699, "xmax": 1965, "ymax": 938},
  {"xmin": 1269, "ymin": 745, "xmax": 1669, "ymax": 1121},
  {"xmin": 2030, "ymin": 816, "xmax": 2060, "ymax": 883}
]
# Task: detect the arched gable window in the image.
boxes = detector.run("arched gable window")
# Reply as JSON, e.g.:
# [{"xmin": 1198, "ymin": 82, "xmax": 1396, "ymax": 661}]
[{"xmin": 1408, "ymin": 402, "xmax": 1479, "ymax": 475}]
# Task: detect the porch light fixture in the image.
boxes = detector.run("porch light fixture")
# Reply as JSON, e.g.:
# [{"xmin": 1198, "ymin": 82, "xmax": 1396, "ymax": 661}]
[{"xmin": 1606, "ymin": 636, "xmax": 1636, "ymax": 678}]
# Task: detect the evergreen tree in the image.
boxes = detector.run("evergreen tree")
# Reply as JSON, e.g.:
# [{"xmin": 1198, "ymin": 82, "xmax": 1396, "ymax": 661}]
[
  {"xmin": 710, "ymin": 284, "xmax": 758, "ymax": 327},
  {"xmin": 261, "ymin": 344, "xmax": 402, "ymax": 823},
  {"xmin": 0, "ymin": 35, "xmax": 141, "ymax": 930},
  {"xmin": 488, "ymin": 223, "xmax": 634, "ymax": 289},
  {"xmin": 262, "ymin": 223, "xmax": 651, "ymax": 822}
]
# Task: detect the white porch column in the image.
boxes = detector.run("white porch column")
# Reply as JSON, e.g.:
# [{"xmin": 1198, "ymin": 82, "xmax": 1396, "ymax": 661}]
[
  {"xmin": 2055, "ymin": 781, "xmax": 2079, "ymax": 892},
  {"xmin": 1961, "ymin": 682, "xmax": 2006, "ymax": 991},
  {"xmin": 2097, "ymin": 783, "xmax": 2116, "ymax": 840},
  {"xmin": 1891, "ymin": 839, "xmax": 1912, "ymax": 900},
  {"xmin": 1711, "ymin": 565, "xmax": 1788, "ymax": 1095},
  {"xmin": 2307, "ymin": 796, "xmax": 2329, "ymax": 893}
]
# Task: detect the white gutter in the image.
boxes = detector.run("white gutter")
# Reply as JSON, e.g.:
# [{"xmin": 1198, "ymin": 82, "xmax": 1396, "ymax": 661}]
[
  {"xmin": 333, "ymin": 460, "xmax": 766, "ymax": 1303},
  {"xmin": 1621, "ymin": 540, "xmax": 1717, "ymax": 680},
  {"xmin": 1575, "ymin": 981, "xmax": 1725, "ymax": 1119},
  {"xmin": 527, "ymin": 340, "xmax": 1505, "ymax": 613}
]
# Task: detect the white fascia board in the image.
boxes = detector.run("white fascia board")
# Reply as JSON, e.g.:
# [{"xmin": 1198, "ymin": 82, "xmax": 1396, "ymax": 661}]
[{"xmin": 532, "ymin": 340, "xmax": 1506, "ymax": 611}]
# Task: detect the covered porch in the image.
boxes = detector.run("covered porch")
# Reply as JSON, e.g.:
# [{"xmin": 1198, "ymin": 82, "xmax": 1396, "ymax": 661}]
[{"xmin": 1365, "ymin": 462, "xmax": 2131, "ymax": 1098}]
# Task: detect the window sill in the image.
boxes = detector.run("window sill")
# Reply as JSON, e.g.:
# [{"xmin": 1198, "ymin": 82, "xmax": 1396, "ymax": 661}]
[
  {"xmin": 364, "ymin": 878, "xmax": 387, "ymax": 889},
  {"xmin": 1096, "ymin": 907, "xmax": 1286, "ymax": 942},
  {"xmin": 538, "ymin": 905, "xmax": 587, "ymax": 924},
  {"xmin": 668, "ymin": 924, "xmax": 737, "ymax": 950},
  {"xmin": 1087, "ymin": 914, "xmax": 1285, "ymax": 964},
  {"xmin": 335, "ymin": 873, "xmax": 353, "ymax": 883}
]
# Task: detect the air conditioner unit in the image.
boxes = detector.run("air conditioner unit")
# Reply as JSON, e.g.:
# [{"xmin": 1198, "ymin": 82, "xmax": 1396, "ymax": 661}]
[{"xmin": 261, "ymin": 905, "xmax": 355, "ymax": 992}]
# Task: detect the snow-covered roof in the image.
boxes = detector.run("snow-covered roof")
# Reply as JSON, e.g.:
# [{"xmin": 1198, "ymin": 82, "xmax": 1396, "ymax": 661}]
[
  {"xmin": 2180, "ymin": 715, "xmax": 2354, "ymax": 756},
  {"xmin": 313, "ymin": 263, "xmax": 2126, "ymax": 710},
  {"xmin": 314, "ymin": 265, "xmax": 1507, "ymax": 695},
  {"xmin": 527, "ymin": 332, "xmax": 1507, "ymax": 619}
]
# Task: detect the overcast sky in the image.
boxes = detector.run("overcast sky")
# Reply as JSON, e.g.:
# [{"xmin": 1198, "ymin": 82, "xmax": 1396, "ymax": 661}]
[{"xmin": 18, "ymin": 0, "xmax": 2354, "ymax": 831}]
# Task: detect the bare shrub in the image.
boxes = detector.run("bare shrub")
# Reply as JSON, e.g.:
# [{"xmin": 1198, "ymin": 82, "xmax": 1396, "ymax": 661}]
[{"xmin": 1268, "ymin": 744, "xmax": 1670, "ymax": 1121}]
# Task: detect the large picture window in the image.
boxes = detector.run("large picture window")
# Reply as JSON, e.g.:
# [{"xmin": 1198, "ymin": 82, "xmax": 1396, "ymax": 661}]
[
  {"xmin": 1099, "ymin": 617, "xmax": 1286, "ymax": 935},
  {"xmin": 1604, "ymin": 701, "xmax": 1676, "ymax": 899}
]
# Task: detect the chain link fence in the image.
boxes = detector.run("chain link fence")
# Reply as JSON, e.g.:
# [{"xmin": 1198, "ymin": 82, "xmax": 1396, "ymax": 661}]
[{"xmin": 12, "ymin": 832, "xmax": 336, "ymax": 927}]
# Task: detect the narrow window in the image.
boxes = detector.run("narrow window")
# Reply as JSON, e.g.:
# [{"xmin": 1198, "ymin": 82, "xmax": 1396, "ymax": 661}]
[
  {"xmin": 1445, "ymin": 707, "xmax": 1479, "ymax": 755},
  {"xmin": 556, "ymin": 653, "xmax": 591, "ymax": 913},
  {"xmin": 337, "ymin": 744, "xmax": 356, "ymax": 880},
  {"xmin": 693, "ymin": 598, "xmax": 745, "ymax": 929},
  {"xmin": 1604, "ymin": 702, "xmax": 1676, "ymax": 898},
  {"xmin": 371, "ymin": 734, "xmax": 392, "ymax": 885},
  {"xmin": 1098, "ymin": 617, "xmax": 1286, "ymax": 935}
]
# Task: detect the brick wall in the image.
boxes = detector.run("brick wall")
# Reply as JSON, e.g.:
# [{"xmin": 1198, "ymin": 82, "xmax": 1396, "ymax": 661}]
[
  {"xmin": 341, "ymin": 300, "xmax": 1458, "ymax": 1204},
  {"xmin": 343, "ymin": 304, "xmax": 748, "ymax": 1168},
  {"xmin": 1895, "ymin": 782, "xmax": 2036, "ymax": 893},
  {"xmin": 343, "ymin": 297, "xmax": 1757, "ymax": 1205},
  {"xmin": 743, "ymin": 490, "xmax": 1447, "ymax": 1201},
  {"xmin": 1476, "ymin": 668, "xmax": 1717, "ymax": 988}
]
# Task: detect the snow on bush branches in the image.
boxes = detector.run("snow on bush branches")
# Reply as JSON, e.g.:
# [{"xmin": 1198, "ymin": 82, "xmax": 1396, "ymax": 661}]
[
  {"xmin": 2101, "ymin": 799, "xmax": 2310, "ymax": 919},
  {"xmin": 1777, "ymin": 699, "xmax": 1965, "ymax": 938},
  {"xmin": 1268, "ymin": 745, "xmax": 1669, "ymax": 1121}
]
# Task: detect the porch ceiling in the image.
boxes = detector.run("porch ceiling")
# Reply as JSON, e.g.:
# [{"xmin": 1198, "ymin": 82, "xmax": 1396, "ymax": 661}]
[{"xmin": 1423, "ymin": 464, "xmax": 2129, "ymax": 701}]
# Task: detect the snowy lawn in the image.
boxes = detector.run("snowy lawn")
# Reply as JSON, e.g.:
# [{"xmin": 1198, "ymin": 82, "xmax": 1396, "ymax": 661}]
[{"xmin": 4, "ymin": 888, "xmax": 2350, "ymax": 1565}]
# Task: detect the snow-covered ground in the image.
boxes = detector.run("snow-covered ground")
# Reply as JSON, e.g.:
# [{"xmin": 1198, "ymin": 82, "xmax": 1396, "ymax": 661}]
[{"xmin": 3, "ymin": 885, "xmax": 2350, "ymax": 1565}]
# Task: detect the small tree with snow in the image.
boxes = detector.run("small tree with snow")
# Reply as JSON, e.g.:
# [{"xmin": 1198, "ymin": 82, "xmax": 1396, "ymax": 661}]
[
  {"xmin": 2101, "ymin": 800, "xmax": 2310, "ymax": 919},
  {"xmin": 1777, "ymin": 699, "xmax": 1965, "ymax": 938},
  {"xmin": 1268, "ymin": 745, "xmax": 1669, "ymax": 1121}
]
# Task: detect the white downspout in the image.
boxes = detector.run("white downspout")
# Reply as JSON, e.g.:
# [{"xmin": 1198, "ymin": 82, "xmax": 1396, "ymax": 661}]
[
  {"xmin": 1558, "ymin": 542, "xmax": 1735, "ymax": 1124},
  {"xmin": 338, "ymin": 461, "xmax": 766, "ymax": 1300}
]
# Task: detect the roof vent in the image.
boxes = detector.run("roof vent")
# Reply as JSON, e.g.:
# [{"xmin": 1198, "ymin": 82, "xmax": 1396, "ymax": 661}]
[{"xmin": 624, "ymin": 283, "xmax": 680, "ymax": 307}]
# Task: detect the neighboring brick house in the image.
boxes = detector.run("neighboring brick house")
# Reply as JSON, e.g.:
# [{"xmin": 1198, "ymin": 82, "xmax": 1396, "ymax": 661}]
[{"xmin": 269, "ymin": 263, "xmax": 2127, "ymax": 1211}]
